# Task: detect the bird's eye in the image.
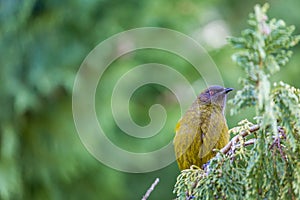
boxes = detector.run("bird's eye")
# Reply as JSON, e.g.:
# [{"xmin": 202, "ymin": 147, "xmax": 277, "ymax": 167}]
[{"xmin": 209, "ymin": 90, "xmax": 214, "ymax": 96}]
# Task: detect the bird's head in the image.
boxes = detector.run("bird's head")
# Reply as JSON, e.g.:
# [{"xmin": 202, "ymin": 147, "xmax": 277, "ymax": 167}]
[{"xmin": 198, "ymin": 85, "xmax": 233, "ymax": 111}]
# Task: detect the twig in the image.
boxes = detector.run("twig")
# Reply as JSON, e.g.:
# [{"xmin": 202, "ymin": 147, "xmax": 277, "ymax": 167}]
[
  {"xmin": 234, "ymin": 138, "xmax": 257, "ymax": 149},
  {"xmin": 269, "ymin": 127, "xmax": 287, "ymax": 161},
  {"xmin": 142, "ymin": 178, "xmax": 160, "ymax": 200},
  {"xmin": 219, "ymin": 124, "xmax": 260, "ymax": 156}
]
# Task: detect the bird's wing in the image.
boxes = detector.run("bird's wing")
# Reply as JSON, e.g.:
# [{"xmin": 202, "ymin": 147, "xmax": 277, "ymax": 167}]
[
  {"xmin": 174, "ymin": 100, "xmax": 202, "ymax": 155},
  {"xmin": 199, "ymin": 110, "xmax": 227, "ymax": 158}
]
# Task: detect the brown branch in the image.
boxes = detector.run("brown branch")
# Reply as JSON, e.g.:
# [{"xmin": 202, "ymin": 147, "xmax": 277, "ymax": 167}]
[
  {"xmin": 204, "ymin": 124, "xmax": 287, "ymax": 171},
  {"xmin": 141, "ymin": 178, "xmax": 160, "ymax": 200},
  {"xmin": 219, "ymin": 124, "xmax": 260, "ymax": 156},
  {"xmin": 218, "ymin": 124, "xmax": 286, "ymax": 157},
  {"xmin": 234, "ymin": 138, "xmax": 257, "ymax": 149}
]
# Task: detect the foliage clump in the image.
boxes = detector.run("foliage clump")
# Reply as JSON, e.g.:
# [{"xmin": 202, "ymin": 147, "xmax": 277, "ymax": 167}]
[{"xmin": 173, "ymin": 4, "xmax": 300, "ymax": 199}]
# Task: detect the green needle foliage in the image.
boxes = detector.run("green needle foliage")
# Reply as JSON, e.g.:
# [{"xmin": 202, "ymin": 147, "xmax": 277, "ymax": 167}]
[{"xmin": 173, "ymin": 4, "xmax": 300, "ymax": 199}]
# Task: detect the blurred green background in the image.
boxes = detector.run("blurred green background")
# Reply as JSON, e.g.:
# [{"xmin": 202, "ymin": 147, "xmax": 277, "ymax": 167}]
[{"xmin": 1, "ymin": 0, "xmax": 299, "ymax": 199}]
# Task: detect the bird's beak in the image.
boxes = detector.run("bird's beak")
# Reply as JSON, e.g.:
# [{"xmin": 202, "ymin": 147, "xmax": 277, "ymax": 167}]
[{"xmin": 225, "ymin": 88, "xmax": 234, "ymax": 93}]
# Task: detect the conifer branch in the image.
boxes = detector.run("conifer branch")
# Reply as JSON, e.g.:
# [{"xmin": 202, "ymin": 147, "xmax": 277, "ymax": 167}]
[{"xmin": 219, "ymin": 124, "xmax": 287, "ymax": 156}]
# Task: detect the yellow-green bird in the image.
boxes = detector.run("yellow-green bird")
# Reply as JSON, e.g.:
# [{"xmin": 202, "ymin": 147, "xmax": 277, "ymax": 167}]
[{"xmin": 174, "ymin": 85, "xmax": 233, "ymax": 170}]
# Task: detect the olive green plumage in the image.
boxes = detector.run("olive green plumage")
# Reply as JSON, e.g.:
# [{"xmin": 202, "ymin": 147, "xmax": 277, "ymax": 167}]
[{"xmin": 174, "ymin": 86, "xmax": 233, "ymax": 170}]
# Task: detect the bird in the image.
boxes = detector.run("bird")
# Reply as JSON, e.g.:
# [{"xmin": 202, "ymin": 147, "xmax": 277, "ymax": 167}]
[{"xmin": 174, "ymin": 85, "xmax": 233, "ymax": 170}]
